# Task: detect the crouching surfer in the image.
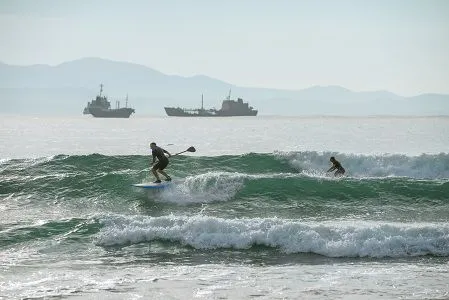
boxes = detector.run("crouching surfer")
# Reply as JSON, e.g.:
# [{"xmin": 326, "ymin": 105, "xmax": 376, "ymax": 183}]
[
  {"xmin": 149, "ymin": 142, "xmax": 172, "ymax": 183},
  {"xmin": 327, "ymin": 156, "xmax": 346, "ymax": 177}
]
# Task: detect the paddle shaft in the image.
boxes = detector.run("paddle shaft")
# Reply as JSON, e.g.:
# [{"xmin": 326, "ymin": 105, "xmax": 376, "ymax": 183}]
[
  {"xmin": 171, "ymin": 146, "xmax": 196, "ymax": 157},
  {"xmin": 171, "ymin": 150, "xmax": 188, "ymax": 157}
]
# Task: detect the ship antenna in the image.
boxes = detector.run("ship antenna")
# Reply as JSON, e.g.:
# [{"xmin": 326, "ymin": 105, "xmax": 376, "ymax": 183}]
[
  {"xmin": 100, "ymin": 84, "xmax": 103, "ymax": 97},
  {"xmin": 201, "ymin": 94, "xmax": 204, "ymax": 110},
  {"xmin": 227, "ymin": 89, "xmax": 231, "ymax": 100}
]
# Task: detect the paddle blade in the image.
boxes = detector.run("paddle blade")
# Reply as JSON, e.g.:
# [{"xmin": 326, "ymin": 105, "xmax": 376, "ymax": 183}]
[{"xmin": 187, "ymin": 146, "xmax": 196, "ymax": 152}]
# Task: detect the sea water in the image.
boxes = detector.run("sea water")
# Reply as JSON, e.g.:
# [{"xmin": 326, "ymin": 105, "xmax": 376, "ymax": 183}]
[{"xmin": 0, "ymin": 115, "xmax": 448, "ymax": 299}]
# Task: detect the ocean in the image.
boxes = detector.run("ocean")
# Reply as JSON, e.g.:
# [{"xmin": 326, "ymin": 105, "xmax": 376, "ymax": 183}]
[{"xmin": 1, "ymin": 115, "xmax": 448, "ymax": 299}]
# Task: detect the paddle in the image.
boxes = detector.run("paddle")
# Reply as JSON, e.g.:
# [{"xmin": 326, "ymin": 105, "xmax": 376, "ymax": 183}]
[{"xmin": 171, "ymin": 146, "xmax": 196, "ymax": 157}]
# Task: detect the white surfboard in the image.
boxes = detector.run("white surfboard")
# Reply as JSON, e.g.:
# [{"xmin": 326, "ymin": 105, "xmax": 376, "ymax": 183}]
[{"xmin": 132, "ymin": 181, "xmax": 172, "ymax": 189}]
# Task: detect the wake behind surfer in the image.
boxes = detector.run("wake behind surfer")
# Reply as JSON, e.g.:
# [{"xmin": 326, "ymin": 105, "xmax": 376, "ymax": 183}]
[
  {"xmin": 149, "ymin": 142, "xmax": 172, "ymax": 183},
  {"xmin": 327, "ymin": 156, "xmax": 345, "ymax": 177}
]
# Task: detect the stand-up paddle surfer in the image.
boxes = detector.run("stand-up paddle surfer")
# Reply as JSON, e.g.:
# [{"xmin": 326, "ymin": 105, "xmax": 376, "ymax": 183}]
[{"xmin": 149, "ymin": 142, "xmax": 172, "ymax": 183}]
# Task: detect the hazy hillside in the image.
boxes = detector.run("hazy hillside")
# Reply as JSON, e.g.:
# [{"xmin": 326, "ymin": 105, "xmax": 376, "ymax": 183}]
[{"xmin": 0, "ymin": 58, "xmax": 448, "ymax": 116}]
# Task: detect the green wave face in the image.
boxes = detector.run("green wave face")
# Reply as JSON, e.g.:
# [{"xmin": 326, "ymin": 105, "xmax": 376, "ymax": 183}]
[{"xmin": 1, "ymin": 152, "xmax": 448, "ymax": 255}]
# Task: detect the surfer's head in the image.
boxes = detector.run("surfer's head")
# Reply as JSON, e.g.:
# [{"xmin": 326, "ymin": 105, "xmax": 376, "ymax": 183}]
[
  {"xmin": 330, "ymin": 156, "xmax": 335, "ymax": 162},
  {"xmin": 150, "ymin": 142, "xmax": 156, "ymax": 149}
]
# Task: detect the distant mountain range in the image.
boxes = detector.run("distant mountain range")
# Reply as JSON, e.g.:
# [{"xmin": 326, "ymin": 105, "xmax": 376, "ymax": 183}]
[{"xmin": 1, "ymin": 57, "xmax": 448, "ymax": 116}]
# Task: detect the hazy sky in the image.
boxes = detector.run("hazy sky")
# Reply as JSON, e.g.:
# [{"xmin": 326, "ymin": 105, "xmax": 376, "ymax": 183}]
[{"xmin": 1, "ymin": 0, "xmax": 448, "ymax": 96}]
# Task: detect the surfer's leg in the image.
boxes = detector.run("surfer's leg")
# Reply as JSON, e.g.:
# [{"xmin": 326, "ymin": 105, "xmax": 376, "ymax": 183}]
[
  {"xmin": 158, "ymin": 170, "xmax": 171, "ymax": 181},
  {"xmin": 157, "ymin": 160, "xmax": 171, "ymax": 180},
  {"xmin": 335, "ymin": 169, "xmax": 345, "ymax": 177},
  {"xmin": 152, "ymin": 164, "xmax": 161, "ymax": 182}
]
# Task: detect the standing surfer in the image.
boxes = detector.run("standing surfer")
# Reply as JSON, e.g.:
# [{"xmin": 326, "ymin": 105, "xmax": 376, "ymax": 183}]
[
  {"xmin": 149, "ymin": 142, "xmax": 172, "ymax": 183},
  {"xmin": 327, "ymin": 156, "xmax": 346, "ymax": 176}
]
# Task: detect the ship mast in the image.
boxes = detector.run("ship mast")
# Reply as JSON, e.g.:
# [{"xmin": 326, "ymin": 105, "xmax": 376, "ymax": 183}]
[
  {"xmin": 201, "ymin": 94, "xmax": 204, "ymax": 110},
  {"xmin": 99, "ymin": 84, "xmax": 103, "ymax": 97},
  {"xmin": 126, "ymin": 94, "xmax": 128, "ymax": 108},
  {"xmin": 227, "ymin": 89, "xmax": 231, "ymax": 100}
]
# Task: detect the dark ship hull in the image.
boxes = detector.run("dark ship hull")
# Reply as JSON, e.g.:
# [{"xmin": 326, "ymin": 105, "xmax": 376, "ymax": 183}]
[
  {"xmin": 217, "ymin": 110, "xmax": 257, "ymax": 116},
  {"xmin": 89, "ymin": 107, "xmax": 135, "ymax": 118},
  {"xmin": 165, "ymin": 93, "xmax": 258, "ymax": 117},
  {"xmin": 164, "ymin": 107, "xmax": 258, "ymax": 117},
  {"xmin": 164, "ymin": 107, "xmax": 218, "ymax": 117}
]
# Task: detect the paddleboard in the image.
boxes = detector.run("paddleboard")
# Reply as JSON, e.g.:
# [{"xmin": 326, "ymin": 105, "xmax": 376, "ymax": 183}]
[{"xmin": 132, "ymin": 181, "xmax": 172, "ymax": 189}]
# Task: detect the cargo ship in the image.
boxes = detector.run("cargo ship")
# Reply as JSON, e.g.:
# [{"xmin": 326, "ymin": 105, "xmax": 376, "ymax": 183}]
[
  {"xmin": 83, "ymin": 84, "xmax": 135, "ymax": 118},
  {"xmin": 164, "ymin": 91, "xmax": 258, "ymax": 117}
]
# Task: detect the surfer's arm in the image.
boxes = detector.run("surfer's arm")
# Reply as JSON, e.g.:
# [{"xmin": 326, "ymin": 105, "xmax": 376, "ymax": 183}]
[
  {"xmin": 327, "ymin": 166, "xmax": 336, "ymax": 172},
  {"xmin": 163, "ymin": 149, "xmax": 171, "ymax": 157}
]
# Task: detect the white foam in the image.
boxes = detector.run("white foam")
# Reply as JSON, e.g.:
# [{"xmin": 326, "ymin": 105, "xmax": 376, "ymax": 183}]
[
  {"xmin": 97, "ymin": 214, "xmax": 449, "ymax": 258},
  {"xmin": 156, "ymin": 171, "xmax": 245, "ymax": 204}
]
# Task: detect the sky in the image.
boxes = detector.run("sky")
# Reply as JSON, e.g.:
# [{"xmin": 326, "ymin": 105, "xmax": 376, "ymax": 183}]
[{"xmin": 1, "ymin": 0, "xmax": 448, "ymax": 96}]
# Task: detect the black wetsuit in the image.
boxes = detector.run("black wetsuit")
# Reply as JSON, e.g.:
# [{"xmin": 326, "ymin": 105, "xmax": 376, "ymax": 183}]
[
  {"xmin": 332, "ymin": 160, "xmax": 345, "ymax": 176},
  {"xmin": 152, "ymin": 146, "xmax": 169, "ymax": 170}
]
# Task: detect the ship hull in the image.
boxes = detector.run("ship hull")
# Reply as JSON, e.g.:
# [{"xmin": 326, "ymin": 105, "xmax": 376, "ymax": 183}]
[
  {"xmin": 217, "ymin": 110, "xmax": 258, "ymax": 116},
  {"xmin": 164, "ymin": 107, "xmax": 218, "ymax": 117},
  {"xmin": 164, "ymin": 107, "xmax": 257, "ymax": 117},
  {"xmin": 89, "ymin": 107, "xmax": 135, "ymax": 118}
]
